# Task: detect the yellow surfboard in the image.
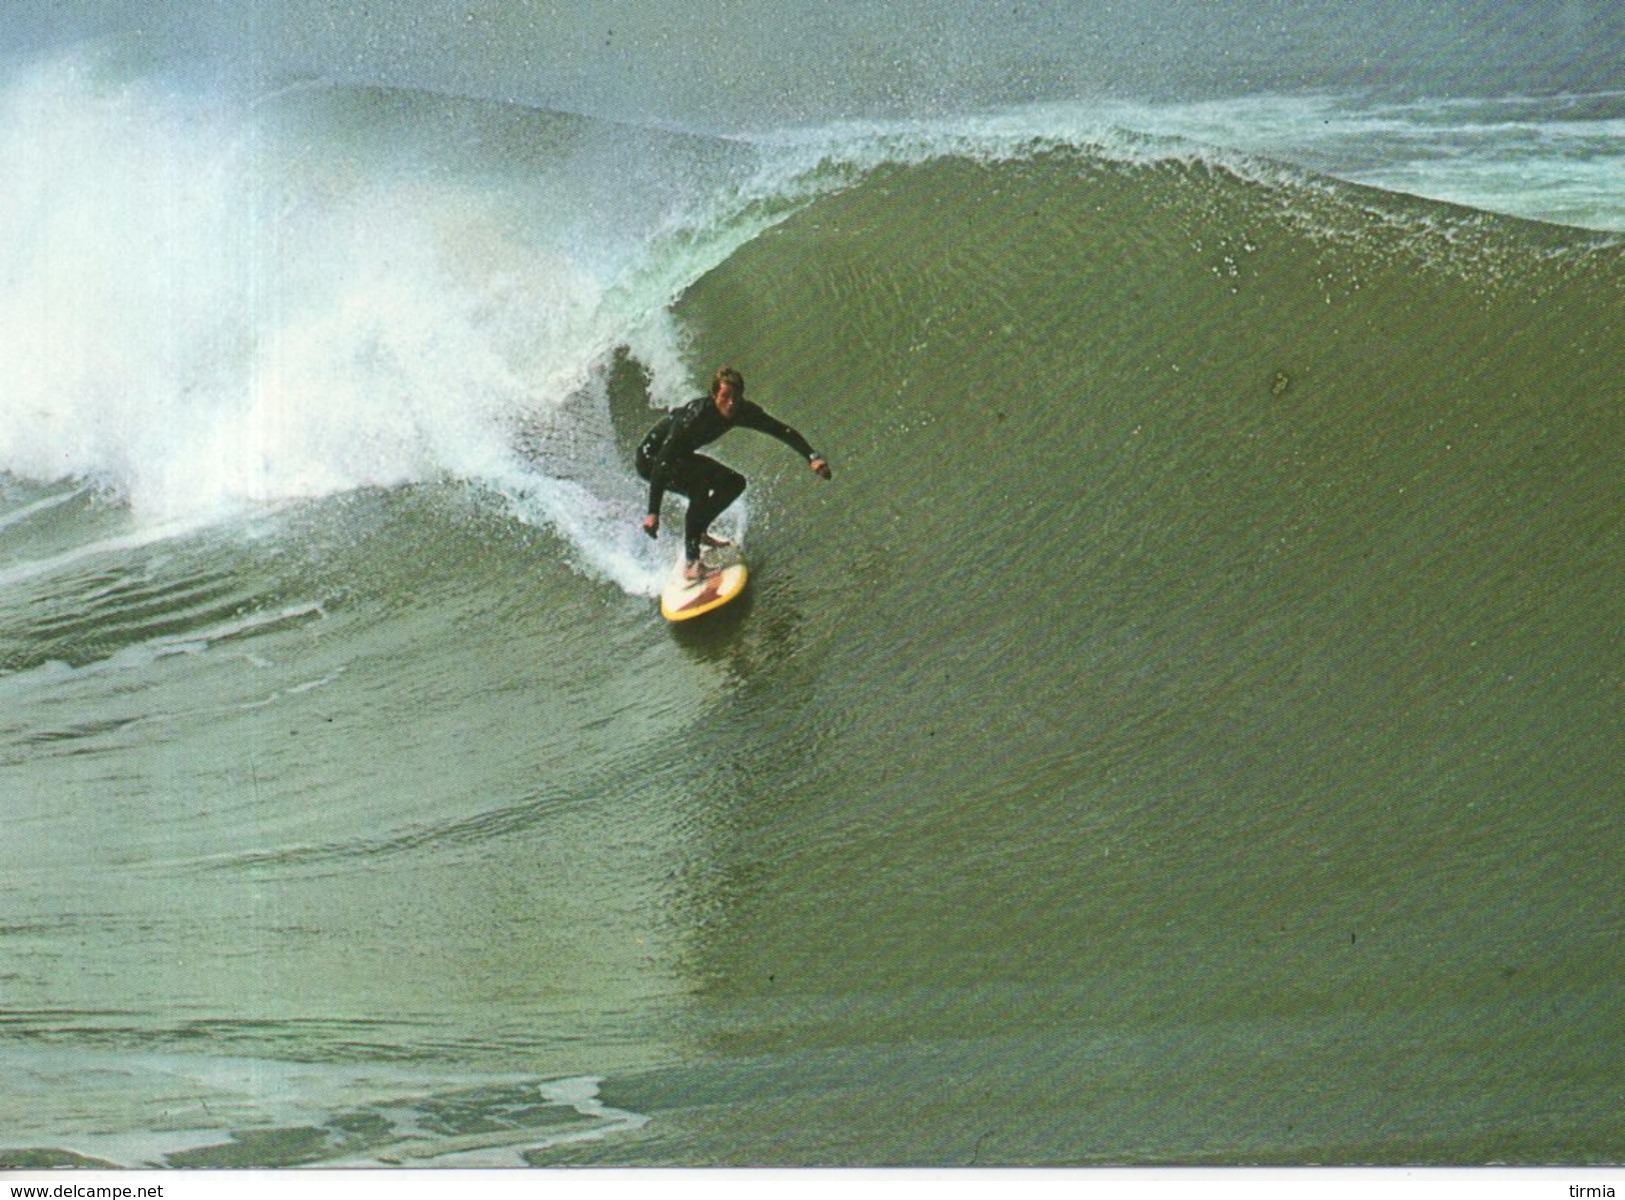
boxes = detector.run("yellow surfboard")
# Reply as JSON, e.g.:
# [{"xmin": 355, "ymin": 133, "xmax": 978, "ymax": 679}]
[{"xmin": 659, "ymin": 551, "xmax": 749, "ymax": 622}]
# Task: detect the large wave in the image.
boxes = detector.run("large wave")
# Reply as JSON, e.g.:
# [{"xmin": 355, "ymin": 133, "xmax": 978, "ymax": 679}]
[{"xmin": 2, "ymin": 51, "xmax": 1619, "ymax": 596}]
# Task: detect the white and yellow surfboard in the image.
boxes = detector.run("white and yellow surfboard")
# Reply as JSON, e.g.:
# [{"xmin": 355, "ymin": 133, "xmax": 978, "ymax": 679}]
[{"xmin": 659, "ymin": 551, "xmax": 749, "ymax": 622}]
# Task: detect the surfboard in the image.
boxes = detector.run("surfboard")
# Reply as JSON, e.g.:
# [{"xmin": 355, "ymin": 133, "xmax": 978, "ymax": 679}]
[{"xmin": 659, "ymin": 549, "xmax": 748, "ymax": 622}]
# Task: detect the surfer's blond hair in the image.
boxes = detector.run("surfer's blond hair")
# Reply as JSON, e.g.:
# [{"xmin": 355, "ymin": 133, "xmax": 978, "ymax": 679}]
[{"xmin": 710, "ymin": 367, "xmax": 745, "ymax": 398}]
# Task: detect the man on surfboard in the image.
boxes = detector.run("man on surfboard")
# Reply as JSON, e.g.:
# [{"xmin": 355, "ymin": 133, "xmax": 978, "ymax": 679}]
[{"xmin": 638, "ymin": 368, "xmax": 832, "ymax": 580}]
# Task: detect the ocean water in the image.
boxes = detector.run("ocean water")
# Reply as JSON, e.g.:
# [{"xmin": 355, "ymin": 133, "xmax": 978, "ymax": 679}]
[{"xmin": 1, "ymin": 1, "xmax": 1621, "ymax": 1169}]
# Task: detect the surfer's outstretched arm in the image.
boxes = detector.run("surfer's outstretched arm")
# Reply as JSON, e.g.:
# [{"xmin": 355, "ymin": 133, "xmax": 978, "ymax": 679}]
[{"xmin": 735, "ymin": 405, "xmax": 832, "ymax": 480}]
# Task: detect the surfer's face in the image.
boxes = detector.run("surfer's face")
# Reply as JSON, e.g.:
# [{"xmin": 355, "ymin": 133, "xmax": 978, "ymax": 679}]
[{"xmin": 713, "ymin": 380, "xmax": 740, "ymax": 420}]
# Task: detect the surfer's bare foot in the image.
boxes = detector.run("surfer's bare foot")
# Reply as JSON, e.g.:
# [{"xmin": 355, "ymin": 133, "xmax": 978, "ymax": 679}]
[
  {"xmin": 701, "ymin": 532, "xmax": 733, "ymax": 548},
  {"xmin": 683, "ymin": 559, "xmax": 713, "ymax": 582}
]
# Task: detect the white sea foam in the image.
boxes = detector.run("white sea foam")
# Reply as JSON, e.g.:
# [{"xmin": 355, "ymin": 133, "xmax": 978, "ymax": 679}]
[
  {"xmin": 0, "ymin": 55, "xmax": 816, "ymax": 597},
  {"xmin": 0, "ymin": 485, "xmax": 87, "ymax": 532},
  {"xmin": 0, "ymin": 58, "xmax": 691, "ymax": 525},
  {"xmin": 2, "ymin": 1042, "xmax": 646, "ymax": 1168},
  {"xmin": 0, "ymin": 516, "xmax": 220, "ymax": 591}
]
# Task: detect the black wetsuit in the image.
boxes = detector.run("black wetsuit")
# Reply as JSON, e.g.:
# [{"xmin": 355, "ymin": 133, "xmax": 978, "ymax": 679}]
[{"xmin": 637, "ymin": 396, "xmax": 819, "ymax": 562}]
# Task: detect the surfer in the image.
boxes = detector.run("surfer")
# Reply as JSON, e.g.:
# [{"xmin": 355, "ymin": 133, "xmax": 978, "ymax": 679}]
[{"xmin": 638, "ymin": 367, "xmax": 832, "ymax": 580}]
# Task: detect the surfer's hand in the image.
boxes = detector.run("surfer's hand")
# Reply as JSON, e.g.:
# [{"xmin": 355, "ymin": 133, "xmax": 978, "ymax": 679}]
[
  {"xmin": 810, "ymin": 457, "xmax": 832, "ymax": 480},
  {"xmin": 642, "ymin": 514, "xmax": 659, "ymax": 538}
]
